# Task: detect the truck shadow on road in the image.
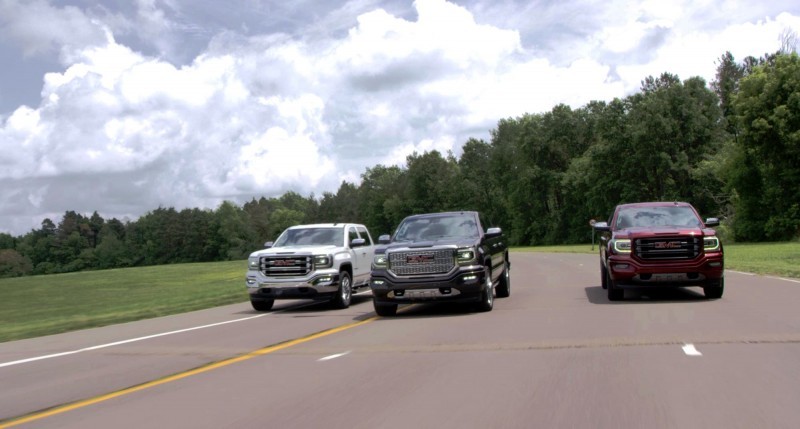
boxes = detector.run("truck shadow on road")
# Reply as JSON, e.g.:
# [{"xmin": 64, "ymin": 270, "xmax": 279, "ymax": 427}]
[
  {"xmin": 237, "ymin": 295, "xmax": 375, "ymax": 316},
  {"xmin": 585, "ymin": 286, "xmax": 710, "ymax": 305},
  {"xmin": 378, "ymin": 302, "xmax": 493, "ymax": 319}
]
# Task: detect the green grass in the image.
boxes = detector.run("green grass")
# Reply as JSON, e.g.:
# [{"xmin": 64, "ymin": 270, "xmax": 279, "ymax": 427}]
[
  {"xmin": 2, "ymin": 242, "xmax": 798, "ymax": 343},
  {"xmin": 723, "ymin": 242, "xmax": 800, "ymax": 278},
  {"xmin": 0, "ymin": 261, "xmax": 247, "ymax": 343}
]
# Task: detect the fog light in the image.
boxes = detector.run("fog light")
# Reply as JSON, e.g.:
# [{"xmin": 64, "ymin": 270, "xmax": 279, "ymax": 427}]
[
  {"xmin": 615, "ymin": 264, "xmax": 630, "ymax": 270},
  {"xmin": 463, "ymin": 275, "xmax": 477, "ymax": 281},
  {"xmin": 313, "ymin": 276, "xmax": 333, "ymax": 285},
  {"xmin": 709, "ymin": 262, "xmax": 722, "ymax": 267},
  {"xmin": 372, "ymin": 279, "xmax": 385, "ymax": 285},
  {"xmin": 246, "ymin": 278, "xmax": 257, "ymax": 287}
]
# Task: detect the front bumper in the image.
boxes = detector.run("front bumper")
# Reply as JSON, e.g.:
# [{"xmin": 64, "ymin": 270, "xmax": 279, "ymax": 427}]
[
  {"xmin": 246, "ymin": 270, "xmax": 340, "ymax": 300},
  {"xmin": 608, "ymin": 252, "xmax": 724, "ymax": 288},
  {"xmin": 370, "ymin": 265, "xmax": 487, "ymax": 304}
]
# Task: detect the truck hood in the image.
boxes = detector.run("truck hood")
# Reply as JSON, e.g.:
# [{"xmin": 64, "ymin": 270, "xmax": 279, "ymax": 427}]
[
  {"xmin": 615, "ymin": 227, "xmax": 717, "ymax": 238},
  {"xmin": 379, "ymin": 237, "xmax": 477, "ymax": 252},
  {"xmin": 249, "ymin": 245, "xmax": 340, "ymax": 258}
]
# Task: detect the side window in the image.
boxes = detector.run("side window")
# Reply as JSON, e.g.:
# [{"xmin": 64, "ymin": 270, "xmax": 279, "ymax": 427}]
[
  {"xmin": 348, "ymin": 227, "xmax": 359, "ymax": 246},
  {"xmin": 357, "ymin": 226, "xmax": 373, "ymax": 245}
]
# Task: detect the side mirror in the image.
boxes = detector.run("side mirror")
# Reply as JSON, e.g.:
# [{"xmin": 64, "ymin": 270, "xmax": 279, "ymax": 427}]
[
  {"xmin": 704, "ymin": 218, "xmax": 720, "ymax": 227},
  {"xmin": 351, "ymin": 238, "xmax": 366, "ymax": 247},
  {"xmin": 593, "ymin": 222, "xmax": 610, "ymax": 232},
  {"xmin": 378, "ymin": 234, "xmax": 391, "ymax": 244},
  {"xmin": 263, "ymin": 241, "xmax": 274, "ymax": 249},
  {"xmin": 485, "ymin": 227, "xmax": 502, "ymax": 237}
]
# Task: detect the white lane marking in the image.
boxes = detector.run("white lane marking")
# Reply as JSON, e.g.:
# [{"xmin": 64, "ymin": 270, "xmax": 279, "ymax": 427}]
[
  {"xmin": 318, "ymin": 351, "xmax": 351, "ymax": 361},
  {"xmin": 728, "ymin": 270, "xmax": 800, "ymax": 283},
  {"xmin": 0, "ymin": 314, "xmax": 269, "ymax": 368},
  {"xmin": 682, "ymin": 343, "xmax": 702, "ymax": 356},
  {"xmin": 766, "ymin": 276, "xmax": 800, "ymax": 284}
]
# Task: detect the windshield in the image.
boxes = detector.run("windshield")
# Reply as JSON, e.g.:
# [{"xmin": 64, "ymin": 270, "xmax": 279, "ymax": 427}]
[
  {"xmin": 394, "ymin": 214, "xmax": 479, "ymax": 241},
  {"xmin": 273, "ymin": 227, "xmax": 344, "ymax": 247},
  {"xmin": 615, "ymin": 206, "xmax": 701, "ymax": 229}
]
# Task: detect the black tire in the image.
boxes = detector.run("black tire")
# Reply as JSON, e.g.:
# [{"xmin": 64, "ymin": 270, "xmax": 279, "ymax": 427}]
[
  {"xmin": 607, "ymin": 269, "xmax": 623, "ymax": 301},
  {"xmin": 331, "ymin": 271, "xmax": 352, "ymax": 309},
  {"xmin": 251, "ymin": 299, "xmax": 274, "ymax": 311},
  {"xmin": 600, "ymin": 262, "xmax": 608, "ymax": 289},
  {"xmin": 475, "ymin": 266, "xmax": 494, "ymax": 312},
  {"xmin": 704, "ymin": 278, "xmax": 724, "ymax": 299},
  {"xmin": 373, "ymin": 299, "xmax": 397, "ymax": 316},
  {"xmin": 496, "ymin": 259, "xmax": 511, "ymax": 298}
]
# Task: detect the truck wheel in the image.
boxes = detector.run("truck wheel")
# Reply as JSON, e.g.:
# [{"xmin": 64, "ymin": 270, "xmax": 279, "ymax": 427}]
[
  {"xmin": 607, "ymin": 269, "xmax": 623, "ymax": 301},
  {"xmin": 373, "ymin": 299, "xmax": 397, "ymax": 316},
  {"xmin": 331, "ymin": 271, "xmax": 352, "ymax": 309},
  {"xmin": 600, "ymin": 262, "xmax": 608, "ymax": 289},
  {"xmin": 704, "ymin": 278, "xmax": 724, "ymax": 299},
  {"xmin": 251, "ymin": 299, "xmax": 274, "ymax": 311},
  {"xmin": 608, "ymin": 285, "xmax": 623, "ymax": 301},
  {"xmin": 496, "ymin": 259, "xmax": 511, "ymax": 298},
  {"xmin": 475, "ymin": 266, "xmax": 494, "ymax": 312}
]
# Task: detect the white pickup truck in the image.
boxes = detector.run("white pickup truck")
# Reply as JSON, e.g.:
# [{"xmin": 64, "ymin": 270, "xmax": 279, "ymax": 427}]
[{"xmin": 245, "ymin": 223, "xmax": 376, "ymax": 311}]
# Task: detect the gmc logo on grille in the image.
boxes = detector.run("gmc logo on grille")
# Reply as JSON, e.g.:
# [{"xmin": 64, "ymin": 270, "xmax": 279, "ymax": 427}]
[
  {"xmin": 271, "ymin": 259, "xmax": 297, "ymax": 266},
  {"xmin": 407, "ymin": 254, "xmax": 434, "ymax": 264},
  {"xmin": 654, "ymin": 241, "xmax": 681, "ymax": 249}
]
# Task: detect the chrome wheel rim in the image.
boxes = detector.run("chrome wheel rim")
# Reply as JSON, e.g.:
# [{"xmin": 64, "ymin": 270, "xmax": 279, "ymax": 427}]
[
  {"xmin": 341, "ymin": 276, "xmax": 351, "ymax": 304},
  {"xmin": 485, "ymin": 268, "xmax": 493, "ymax": 306}
]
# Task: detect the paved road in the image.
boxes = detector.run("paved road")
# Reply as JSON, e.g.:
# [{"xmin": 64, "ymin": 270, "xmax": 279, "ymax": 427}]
[{"xmin": 1, "ymin": 252, "xmax": 799, "ymax": 428}]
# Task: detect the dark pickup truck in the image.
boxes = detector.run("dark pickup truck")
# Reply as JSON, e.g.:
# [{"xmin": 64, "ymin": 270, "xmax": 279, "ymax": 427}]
[
  {"xmin": 593, "ymin": 201, "xmax": 724, "ymax": 301},
  {"xmin": 369, "ymin": 211, "xmax": 510, "ymax": 316}
]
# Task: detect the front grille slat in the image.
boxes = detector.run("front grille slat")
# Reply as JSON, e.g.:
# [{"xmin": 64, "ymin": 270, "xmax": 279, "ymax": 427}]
[
  {"xmin": 260, "ymin": 256, "xmax": 312, "ymax": 277},
  {"xmin": 635, "ymin": 237, "xmax": 700, "ymax": 260},
  {"xmin": 388, "ymin": 249, "xmax": 454, "ymax": 276}
]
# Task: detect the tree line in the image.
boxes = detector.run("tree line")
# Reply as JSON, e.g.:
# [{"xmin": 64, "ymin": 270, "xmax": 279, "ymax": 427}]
[{"xmin": 1, "ymin": 51, "xmax": 798, "ymax": 278}]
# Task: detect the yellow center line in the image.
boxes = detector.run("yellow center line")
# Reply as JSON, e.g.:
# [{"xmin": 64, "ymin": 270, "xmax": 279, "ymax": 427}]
[{"xmin": 0, "ymin": 316, "xmax": 378, "ymax": 428}]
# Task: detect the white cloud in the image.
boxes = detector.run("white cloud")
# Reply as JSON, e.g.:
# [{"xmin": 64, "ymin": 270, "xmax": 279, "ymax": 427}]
[
  {"xmin": 0, "ymin": 0, "xmax": 798, "ymax": 235},
  {"xmin": 0, "ymin": 0, "xmax": 107, "ymax": 57}
]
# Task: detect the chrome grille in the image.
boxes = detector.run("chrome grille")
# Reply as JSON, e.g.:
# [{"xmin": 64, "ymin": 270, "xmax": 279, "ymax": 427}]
[
  {"xmin": 388, "ymin": 249, "xmax": 454, "ymax": 276},
  {"xmin": 260, "ymin": 255, "xmax": 312, "ymax": 277},
  {"xmin": 635, "ymin": 237, "xmax": 700, "ymax": 260}
]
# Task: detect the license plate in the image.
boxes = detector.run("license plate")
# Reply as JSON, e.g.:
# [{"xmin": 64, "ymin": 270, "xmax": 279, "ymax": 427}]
[
  {"xmin": 651, "ymin": 273, "xmax": 687, "ymax": 282},
  {"xmin": 405, "ymin": 289, "xmax": 438, "ymax": 298}
]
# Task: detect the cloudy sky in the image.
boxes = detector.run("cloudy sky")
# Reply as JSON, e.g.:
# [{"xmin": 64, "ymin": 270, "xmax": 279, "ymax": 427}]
[{"xmin": 0, "ymin": 0, "xmax": 798, "ymax": 236}]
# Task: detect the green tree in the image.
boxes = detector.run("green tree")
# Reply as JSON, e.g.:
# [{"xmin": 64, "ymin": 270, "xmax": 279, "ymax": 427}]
[
  {"xmin": 0, "ymin": 249, "xmax": 33, "ymax": 277},
  {"xmin": 358, "ymin": 165, "xmax": 409, "ymax": 236},
  {"xmin": 267, "ymin": 208, "xmax": 305, "ymax": 240},
  {"xmin": 730, "ymin": 53, "xmax": 800, "ymax": 240},
  {"xmin": 95, "ymin": 224, "xmax": 129, "ymax": 269},
  {"xmin": 318, "ymin": 181, "xmax": 361, "ymax": 223},
  {"xmin": 211, "ymin": 201, "xmax": 255, "ymax": 260},
  {"xmin": 0, "ymin": 233, "xmax": 15, "ymax": 249},
  {"xmin": 405, "ymin": 150, "xmax": 459, "ymax": 214}
]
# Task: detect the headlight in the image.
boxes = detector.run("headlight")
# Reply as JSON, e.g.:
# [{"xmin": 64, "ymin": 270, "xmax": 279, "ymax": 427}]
[
  {"xmin": 456, "ymin": 248, "xmax": 476, "ymax": 264},
  {"xmin": 704, "ymin": 237, "xmax": 720, "ymax": 252},
  {"xmin": 373, "ymin": 254, "xmax": 388, "ymax": 268},
  {"xmin": 314, "ymin": 254, "xmax": 333, "ymax": 268},
  {"xmin": 612, "ymin": 239, "xmax": 632, "ymax": 253},
  {"xmin": 248, "ymin": 258, "xmax": 260, "ymax": 269}
]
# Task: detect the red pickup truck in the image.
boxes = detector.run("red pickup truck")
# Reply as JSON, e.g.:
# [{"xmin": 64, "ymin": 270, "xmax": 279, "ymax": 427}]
[{"xmin": 593, "ymin": 202, "xmax": 724, "ymax": 301}]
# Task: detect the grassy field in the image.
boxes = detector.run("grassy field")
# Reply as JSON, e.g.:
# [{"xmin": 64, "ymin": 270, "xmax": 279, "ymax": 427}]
[
  {"xmin": 0, "ymin": 261, "xmax": 246, "ymax": 343},
  {"xmin": 1, "ymin": 242, "xmax": 798, "ymax": 343}
]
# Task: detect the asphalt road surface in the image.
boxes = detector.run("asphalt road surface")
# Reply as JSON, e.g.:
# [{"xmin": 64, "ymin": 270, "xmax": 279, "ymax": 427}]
[{"xmin": 1, "ymin": 252, "xmax": 799, "ymax": 428}]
